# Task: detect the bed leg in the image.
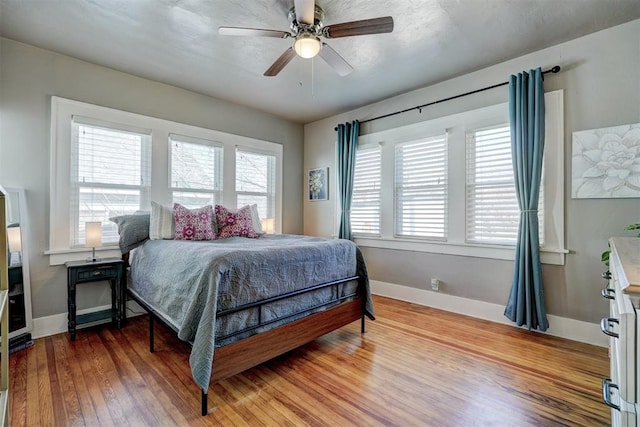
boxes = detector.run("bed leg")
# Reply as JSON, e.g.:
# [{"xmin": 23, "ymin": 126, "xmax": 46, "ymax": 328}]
[
  {"xmin": 201, "ymin": 389, "xmax": 208, "ymax": 416},
  {"xmin": 361, "ymin": 314, "xmax": 366, "ymax": 334},
  {"xmin": 149, "ymin": 314, "xmax": 155, "ymax": 353}
]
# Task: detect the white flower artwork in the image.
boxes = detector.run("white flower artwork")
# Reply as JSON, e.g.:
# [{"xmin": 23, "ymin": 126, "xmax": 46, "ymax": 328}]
[
  {"xmin": 571, "ymin": 123, "xmax": 640, "ymax": 198},
  {"xmin": 308, "ymin": 167, "xmax": 328, "ymax": 201}
]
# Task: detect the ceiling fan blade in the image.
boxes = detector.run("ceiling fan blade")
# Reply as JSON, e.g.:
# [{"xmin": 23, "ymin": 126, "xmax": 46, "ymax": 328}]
[
  {"xmin": 218, "ymin": 27, "xmax": 291, "ymax": 38},
  {"xmin": 323, "ymin": 16, "xmax": 394, "ymax": 39},
  {"xmin": 294, "ymin": 0, "xmax": 315, "ymax": 24},
  {"xmin": 318, "ymin": 43, "xmax": 353, "ymax": 77},
  {"xmin": 264, "ymin": 47, "xmax": 297, "ymax": 76}
]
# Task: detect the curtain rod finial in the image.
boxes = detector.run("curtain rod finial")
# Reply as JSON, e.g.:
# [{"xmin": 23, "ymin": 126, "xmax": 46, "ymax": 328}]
[{"xmin": 550, "ymin": 65, "xmax": 560, "ymax": 73}]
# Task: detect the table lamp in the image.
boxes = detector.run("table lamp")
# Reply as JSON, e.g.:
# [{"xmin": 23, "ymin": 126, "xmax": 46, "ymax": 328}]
[
  {"xmin": 85, "ymin": 221, "xmax": 103, "ymax": 262},
  {"xmin": 7, "ymin": 226, "xmax": 21, "ymax": 265},
  {"xmin": 261, "ymin": 218, "xmax": 275, "ymax": 234}
]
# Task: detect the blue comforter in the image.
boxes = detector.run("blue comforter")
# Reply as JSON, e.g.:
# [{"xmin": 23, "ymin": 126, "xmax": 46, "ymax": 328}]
[{"xmin": 128, "ymin": 234, "xmax": 374, "ymax": 391}]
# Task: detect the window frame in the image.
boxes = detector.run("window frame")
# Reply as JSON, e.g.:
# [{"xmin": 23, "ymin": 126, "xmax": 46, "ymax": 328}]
[
  {"xmin": 350, "ymin": 90, "xmax": 566, "ymax": 265},
  {"xmin": 70, "ymin": 117, "xmax": 153, "ymax": 247},
  {"xmin": 235, "ymin": 146, "xmax": 279, "ymax": 233},
  {"xmin": 49, "ymin": 96, "xmax": 283, "ymax": 265},
  {"xmin": 394, "ymin": 133, "xmax": 448, "ymax": 240},
  {"xmin": 465, "ymin": 123, "xmax": 546, "ymax": 245},
  {"xmin": 168, "ymin": 133, "xmax": 224, "ymax": 208}
]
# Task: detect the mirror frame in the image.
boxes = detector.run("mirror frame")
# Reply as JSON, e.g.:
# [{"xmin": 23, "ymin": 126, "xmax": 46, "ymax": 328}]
[{"xmin": 5, "ymin": 187, "xmax": 33, "ymax": 339}]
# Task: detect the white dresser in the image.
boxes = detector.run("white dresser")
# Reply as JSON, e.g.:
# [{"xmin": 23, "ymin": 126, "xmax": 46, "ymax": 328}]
[{"xmin": 603, "ymin": 237, "xmax": 640, "ymax": 426}]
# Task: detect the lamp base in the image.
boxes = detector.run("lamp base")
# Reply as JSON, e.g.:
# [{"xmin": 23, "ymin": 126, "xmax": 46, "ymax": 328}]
[{"xmin": 85, "ymin": 247, "xmax": 100, "ymax": 263}]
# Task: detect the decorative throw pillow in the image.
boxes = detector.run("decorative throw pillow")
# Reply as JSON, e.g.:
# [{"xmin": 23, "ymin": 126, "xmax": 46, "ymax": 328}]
[
  {"xmin": 109, "ymin": 213, "xmax": 150, "ymax": 253},
  {"xmin": 173, "ymin": 203, "xmax": 215, "ymax": 240},
  {"xmin": 149, "ymin": 201, "xmax": 175, "ymax": 240},
  {"xmin": 215, "ymin": 205, "xmax": 259, "ymax": 239}
]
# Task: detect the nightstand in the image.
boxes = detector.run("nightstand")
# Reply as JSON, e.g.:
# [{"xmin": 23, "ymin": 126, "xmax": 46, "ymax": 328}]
[{"xmin": 65, "ymin": 257, "xmax": 125, "ymax": 340}]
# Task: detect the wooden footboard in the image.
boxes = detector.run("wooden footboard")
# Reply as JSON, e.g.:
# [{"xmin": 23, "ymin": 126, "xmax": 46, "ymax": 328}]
[
  {"xmin": 212, "ymin": 297, "xmax": 364, "ymax": 382},
  {"xmin": 202, "ymin": 298, "xmax": 364, "ymax": 415},
  {"xmin": 130, "ymin": 288, "xmax": 366, "ymax": 415}
]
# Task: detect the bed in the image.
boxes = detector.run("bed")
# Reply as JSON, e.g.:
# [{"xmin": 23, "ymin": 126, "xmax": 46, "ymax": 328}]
[{"xmin": 122, "ymin": 233, "xmax": 374, "ymax": 416}]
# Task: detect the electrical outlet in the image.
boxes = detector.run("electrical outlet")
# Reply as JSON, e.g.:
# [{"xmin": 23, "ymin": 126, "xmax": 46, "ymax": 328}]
[{"xmin": 431, "ymin": 278, "xmax": 440, "ymax": 291}]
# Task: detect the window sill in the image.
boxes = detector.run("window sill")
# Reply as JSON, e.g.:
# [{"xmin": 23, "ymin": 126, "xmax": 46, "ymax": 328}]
[
  {"xmin": 45, "ymin": 247, "xmax": 122, "ymax": 266},
  {"xmin": 353, "ymin": 236, "xmax": 567, "ymax": 266}
]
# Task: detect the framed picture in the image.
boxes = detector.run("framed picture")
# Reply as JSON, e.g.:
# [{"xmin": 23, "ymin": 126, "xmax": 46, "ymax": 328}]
[
  {"xmin": 308, "ymin": 167, "xmax": 328, "ymax": 201},
  {"xmin": 571, "ymin": 123, "xmax": 640, "ymax": 198}
]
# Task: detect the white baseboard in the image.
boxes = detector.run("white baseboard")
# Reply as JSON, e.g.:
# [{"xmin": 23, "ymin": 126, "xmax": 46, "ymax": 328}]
[
  {"xmin": 32, "ymin": 300, "xmax": 146, "ymax": 340},
  {"xmin": 370, "ymin": 280, "xmax": 607, "ymax": 348},
  {"xmin": 32, "ymin": 283, "xmax": 606, "ymax": 347}
]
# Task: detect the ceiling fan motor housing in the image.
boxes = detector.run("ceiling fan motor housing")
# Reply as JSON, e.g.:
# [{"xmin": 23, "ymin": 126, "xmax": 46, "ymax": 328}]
[{"xmin": 288, "ymin": 5, "xmax": 325, "ymax": 36}]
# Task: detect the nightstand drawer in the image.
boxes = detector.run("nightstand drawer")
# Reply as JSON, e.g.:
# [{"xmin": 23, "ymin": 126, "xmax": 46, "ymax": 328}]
[{"xmin": 72, "ymin": 265, "xmax": 119, "ymax": 282}]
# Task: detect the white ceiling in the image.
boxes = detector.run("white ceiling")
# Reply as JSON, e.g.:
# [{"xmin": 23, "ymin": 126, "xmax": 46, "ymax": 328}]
[{"xmin": 1, "ymin": 0, "xmax": 639, "ymax": 123}]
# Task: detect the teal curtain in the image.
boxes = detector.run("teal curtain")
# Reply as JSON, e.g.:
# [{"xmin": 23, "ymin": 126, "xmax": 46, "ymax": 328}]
[
  {"xmin": 336, "ymin": 120, "xmax": 359, "ymax": 240},
  {"xmin": 504, "ymin": 68, "xmax": 549, "ymax": 332}
]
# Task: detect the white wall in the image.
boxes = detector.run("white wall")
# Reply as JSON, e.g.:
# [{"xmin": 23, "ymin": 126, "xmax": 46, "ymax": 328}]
[
  {"xmin": 303, "ymin": 20, "xmax": 640, "ymax": 324},
  {"xmin": 0, "ymin": 38, "xmax": 304, "ymax": 319}
]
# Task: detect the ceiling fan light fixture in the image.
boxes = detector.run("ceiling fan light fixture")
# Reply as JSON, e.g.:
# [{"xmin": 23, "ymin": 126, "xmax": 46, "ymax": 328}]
[
  {"xmin": 294, "ymin": 33, "xmax": 321, "ymax": 58},
  {"xmin": 220, "ymin": 4, "xmax": 393, "ymax": 76}
]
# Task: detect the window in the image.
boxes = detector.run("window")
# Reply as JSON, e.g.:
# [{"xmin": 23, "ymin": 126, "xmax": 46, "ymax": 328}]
[
  {"xmin": 71, "ymin": 118, "xmax": 151, "ymax": 246},
  {"xmin": 235, "ymin": 148, "xmax": 277, "ymax": 233},
  {"xmin": 49, "ymin": 97, "xmax": 283, "ymax": 264},
  {"xmin": 395, "ymin": 135, "xmax": 447, "ymax": 239},
  {"xmin": 351, "ymin": 144, "xmax": 381, "ymax": 235},
  {"xmin": 170, "ymin": 134, "xmax": 223, "ymax": 208},
  {"xmin": 465, "ymin": 125, "xmax": 518, "ymax": 244},
  {"xmin": 350, "ymin": 90, "xmax": 565, "ymax": 265},
  {"xmin": 466, "ymin": 125, "xmax": 544, "ymax": 245}
]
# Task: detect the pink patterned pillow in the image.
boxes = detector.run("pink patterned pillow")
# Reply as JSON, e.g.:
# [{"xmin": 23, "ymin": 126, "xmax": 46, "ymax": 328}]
[
  {"xmin": 173, "ymin": 203, "xmax": 215, "ymax": 240},
  {"xmin": 215, "ymin": 205, "xmax": 259, "ymax": 239}
]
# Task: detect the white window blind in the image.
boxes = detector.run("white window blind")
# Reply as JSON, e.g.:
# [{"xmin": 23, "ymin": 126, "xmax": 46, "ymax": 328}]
[
  {"xmin": 71, "ymin": 119, "xmax": 151, "ymax": 246},
  {"xmin": 236, "ymin": 148, "xmax": 277, "ymax": 233},
  {"xmin": 170, "ymin": 134, "xmax": 223, "ymax": 208},
  {"xmin": 351, "ymin": 144, "xmax": 381, "ymax": 235},
  {"xmin": 395, "ymin": 135, "xmax": 447, "ymax": 239},
  {"xmin": 466, "ymin": 125, "xmax": 543, "ymax": 244}
]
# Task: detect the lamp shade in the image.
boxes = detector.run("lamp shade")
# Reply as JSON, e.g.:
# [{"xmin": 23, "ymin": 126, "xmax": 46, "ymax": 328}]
[
  {"xmin": 294, "ymin": 34, "xmax": 321, "ymax": 59},
  {"xmin": 261, "ymin": 218, "xmax": 275, "ymax": 234},
  {"xmin": 7, "ymin": 226, "xmax": 21, "ymax": 253},
  {"xmin": 85, "ymin": 222, "xmax": 103, "ymax": 248}
]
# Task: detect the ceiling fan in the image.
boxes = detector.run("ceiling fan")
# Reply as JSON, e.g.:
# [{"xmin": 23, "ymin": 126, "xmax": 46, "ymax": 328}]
[{"xmin": 218, "ymin": 0, "xmax": 394, "ymax": 77}]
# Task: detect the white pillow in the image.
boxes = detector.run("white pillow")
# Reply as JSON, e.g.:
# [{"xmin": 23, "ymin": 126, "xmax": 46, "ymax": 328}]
[
  {"xmin": 149, "ymin": 201, "xmax": 175, "ymax": 239},
  {"xmin": 249, "ymin": 204, "xmax": 263, "ymax": 234}
]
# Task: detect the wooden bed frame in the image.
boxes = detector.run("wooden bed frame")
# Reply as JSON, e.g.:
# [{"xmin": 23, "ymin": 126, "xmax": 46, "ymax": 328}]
[{"xmin": 127, "ymin": 276, "xmax": 367, "ymax": 416}]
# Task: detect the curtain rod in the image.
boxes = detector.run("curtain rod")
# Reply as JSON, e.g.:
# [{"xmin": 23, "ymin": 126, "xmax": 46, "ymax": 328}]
[{"xmin": 335, "ymin": 66, "xmax": 561, "ymax": 130}]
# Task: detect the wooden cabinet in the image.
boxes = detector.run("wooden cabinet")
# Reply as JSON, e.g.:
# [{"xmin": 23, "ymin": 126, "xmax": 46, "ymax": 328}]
[
  {"xmin": 602, "ymin": 237, "xmax": 640, "ymax": 425},
  {"xmin": 0, "ymin": 188, "xmax": 10, "ymax": 426}
]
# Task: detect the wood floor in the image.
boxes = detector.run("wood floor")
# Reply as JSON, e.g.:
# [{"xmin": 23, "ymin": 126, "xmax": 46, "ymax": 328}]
[{"xmin": 9, "ymin": 296, "xmax": 610, "ymax": 426}]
